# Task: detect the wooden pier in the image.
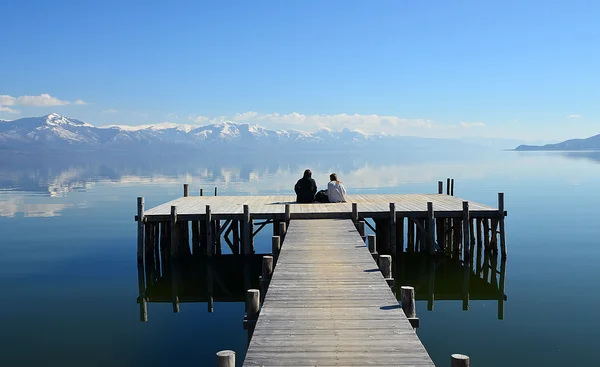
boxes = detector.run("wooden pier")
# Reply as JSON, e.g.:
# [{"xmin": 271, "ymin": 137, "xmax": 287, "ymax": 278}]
[
  {"xmin": 135, "ymin": 181, "xmax": 507, "ymax": 366},
  {"xmin": 244, "ymin": 219, "xmax": 434, "ymax": 366}
]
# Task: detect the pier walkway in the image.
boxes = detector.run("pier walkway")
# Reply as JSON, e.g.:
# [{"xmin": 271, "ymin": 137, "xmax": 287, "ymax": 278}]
[{"xmin": 243, "ymin": 219, "xmax": 435, "ymax": 366}]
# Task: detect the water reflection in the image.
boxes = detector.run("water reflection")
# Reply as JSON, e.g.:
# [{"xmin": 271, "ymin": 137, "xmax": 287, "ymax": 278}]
[{"xmin": 395, "ymin": 250, "xmax": 507, "ymax": 320}]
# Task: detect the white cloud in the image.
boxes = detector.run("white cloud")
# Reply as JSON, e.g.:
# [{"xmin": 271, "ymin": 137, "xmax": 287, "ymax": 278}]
[
  {"xmin": 459, "ymin": 121, "xmax": 485, "ymax": 128},
  {"xmin": 0, "ymin": 93, "xmax": 87, "ymax": 107},
  {"xmin": 0, "ymin": 106, "xmax": 20, "ymax": 114},
  {"xmin": 102, "ymin": 109, "xmax": 118, "ymax": 113},
  {"xmin": 567, "ymin": 114, "xmax": 581, "ymax": 119}
]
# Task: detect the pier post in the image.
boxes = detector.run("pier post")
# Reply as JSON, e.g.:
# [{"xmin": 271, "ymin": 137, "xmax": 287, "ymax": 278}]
[
  {"xmin": 170, "ymin": 206, "xmax": 178, "ymax": 258},
  {"xmin": 232, "ymin": 220, "xmax": 240, "ymax": 254},
  {"xmin": 367, "ymin": 234, "xmax": 377, "ymax": 259},
  {"xmin": 483, "ymin": 219, "xmax": 490, "ymax": 249},
  {"xmin": 378, "ymin": 255, "xmax": 393, "ymax": 287},
  {"xmin": 427, "ymin": 202, "xmax": 435, "ymax": 255},
  {"xmin": 427, "ymin": 259, "xmax": 435, "ymax": 311},
  {"xmin": 137, "ymin": 197, "xmax": 144, "ymax": 261},
  {"xmin": 200, "ymin": 188, "xmax": 203, "ymax": 196},
  {"xmin": 285, "ymin": 204, "xmax": 291, "ymax": 225},
  {"xmin": 389, "ymin": 203, "xmax": 397, "ymax": 254},
  {"xmin": 272, "ymin": 236, "xmax": 281, "ymax": 260},
  {"xmin": 246, "ymin": 289, "xmax": 260, "ymax": 320},
  {"xmin": 462, "ymin": 202, "xmax": 470, "ymax": 260},
  {"xmin": 498, "ymin": 257, "xmax": 506, "ymax": 320},
  {"xmin": 183, "ymin": 184, "xmax": 188, "ymax": 197},
  {"xmin": 438, "ymin": 181, "xmax": 443, "ymax": 194},
  {"xmin": 407, "ymin": 219, "xmax": 415, "ymax": 252},
  {"xmin": 453, "ymin": 218, "xmax": 463, "ymax": 258},
  {"xmin": 216, "ymin": 350, "xmax": 235, "ymax": 367},
  {"xmin": 260, "ymin": 255, "xmax": 274, "ymax": 299},
  {"xmin": 278, "ymin": 222, "xmax": 287, "ymax": 243},
  {"xmin": 206, "ymin": 205, "xmax": 213, "ymax": 257},
  {"xmin": 137, "ymin": 260, "xmax": 147, "ymax": 322},
  {"xmin": 243, "ymin": 204, "xmax": 252, "ymax": 255},
  {"xmin": 446, "ymin": 178, "xmax": 451, "ymax": 195},
  {"xmin": 451, "ymin": 179, "xmax": 455, "ymax": 196},
  {"xmin": 351, "ymin": 203, "xmax": 358, "ymax": 226},
  {"xmin": 214, "ymin": 186, "xmax": 218, "ymax": 196},
  {"xmin": 401, "ymin": 285, "xmax": 418, "ymax": 328},
  {"xmin": 358, "ymin": 221, "xmax": 366, "ymax": 242},
  {"xmin": 451, "ymin": 354, "xmax": 470, "ymax": 367},
  {"xmin": 215, "ymin": 220, "xmax": 222, "ymax": 254},
  {"xmin": 191, "ymin": 220, "xmax": 200, "ymax": 255},
  {"xmin": 374, "ymin": 219, "xmax": 390, "ymax": 254},
  {"xmin": 397, "ymin": 216, "xmax": 404, "ymax": 254},
  {"xmin": 498, "ymin": 192, "xmax": 507, "ymax": 257}
]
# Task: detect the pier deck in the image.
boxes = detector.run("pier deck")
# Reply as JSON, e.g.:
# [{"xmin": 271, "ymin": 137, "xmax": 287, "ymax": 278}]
[
  {"xmin": 142, "ymin": 193, "xmax": 499, "ymax": 221},
  {"xmin": 243, "ymin": 219, "xmax": 434, "ymax": 366}
]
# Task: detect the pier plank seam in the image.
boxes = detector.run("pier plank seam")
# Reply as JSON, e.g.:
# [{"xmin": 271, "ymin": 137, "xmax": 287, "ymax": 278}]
[{"xmin": 243, "ymin": 219, "xmax": 435, "ymax": 366}]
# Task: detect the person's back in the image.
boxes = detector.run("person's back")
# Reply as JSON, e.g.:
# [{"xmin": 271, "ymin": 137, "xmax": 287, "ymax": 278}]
[
  {"xmin": 295, "ymin": 169, "xmax": 317, "ymax": 203},
  {"xmin": 327, "ymin": 173, "xmax": 347, "ymax": 203}
]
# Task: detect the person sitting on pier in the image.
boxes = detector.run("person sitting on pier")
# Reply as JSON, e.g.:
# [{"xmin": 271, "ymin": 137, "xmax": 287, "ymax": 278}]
[
  {"xmin": 294, "ymin": 169, "xmax": 317, "ymax": 203},
  {"xmin": 327, "ymin": 173, "xmax": 347, "ymax": 203}
]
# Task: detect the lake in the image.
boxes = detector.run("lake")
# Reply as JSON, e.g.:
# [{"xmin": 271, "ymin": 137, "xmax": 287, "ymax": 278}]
[{"xmin": 1, "ymin": 149, "xmax": 599, "ymax": 366}]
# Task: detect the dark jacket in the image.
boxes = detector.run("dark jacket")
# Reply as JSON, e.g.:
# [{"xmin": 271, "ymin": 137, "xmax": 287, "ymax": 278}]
[{"xmin": 294, "ymin": 177, "xmax": 317, "ymax": 203}]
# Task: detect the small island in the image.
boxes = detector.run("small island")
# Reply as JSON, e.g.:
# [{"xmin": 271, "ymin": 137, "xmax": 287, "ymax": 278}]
[{"xmin": 515, "ymin": 133, "xmax": 600, "ymax": 151}]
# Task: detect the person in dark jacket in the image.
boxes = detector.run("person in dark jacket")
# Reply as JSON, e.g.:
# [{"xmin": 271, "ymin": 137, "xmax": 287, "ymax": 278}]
[{"xmin": 294, "ymin": 169, "xmax": 317, "ymax": 203}]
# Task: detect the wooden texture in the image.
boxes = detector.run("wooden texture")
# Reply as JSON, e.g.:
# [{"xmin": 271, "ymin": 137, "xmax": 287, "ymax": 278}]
[
  {"xmin": 246, "ymin": 289, "xmax": 260, "ymax": 320},
  {"xmin": 451, "ymin": 354, "xmax": 470, "ymax": 367},
  {"xmin": 216, "ymin": 350, "xmax": 235, "ymax": 367},
  {"xmin": 498, "ymin": 192, "xmax": 507, "ymax": 257},
  {"xmin": 243, "ymin": 219, "xmax": 434, "ymax": 366},
  {"xmin": 401, "ymin": 286, "xmax": 416, "ymax": 319},
  {"xmin": 137, "ymin": 197, "xmax": 144, "ymax": 261}
]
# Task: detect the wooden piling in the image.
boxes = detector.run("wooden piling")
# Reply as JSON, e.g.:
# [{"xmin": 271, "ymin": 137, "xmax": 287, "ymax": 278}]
[
  {"xmin": 214, "ymin": 186, "xmax": 218, "ymax": 196},
  {"xmin": 407, "ymin": 219, "xmax": 415, "ymax": 252},
  {"xmin": 400, "ymin": 285, "xmax": 416, "ymax": 318},
  {"xmin": 427, "ymin": 260, "xmax": 435, "ymax": 311},
  {"xmin": 242, "ymin": 204, "xmax": 252, "ymax": 255},
  {"xmin": 462, "ymin": 202, "xmax": 470, "ymax": 260},
  {"xmin": 498, "ymin": 257, "xmax": 506, "ymax": 320},
  {"xmin": 278, "ymin": 222, "xmax": 287, "ymax": 243},
  {"xmin": 232, "ymin": 220, "xmax": 240, "ymax": 254},
  {"xmin": 367, "ymin": 234, "xmax": 376, "ymax": 254},
  {"xmin": 438, "ymin": 181, "xmax": 443, "ymax": 194},
  {"xmin": 483, "ymin": 219, "xmax": 490, "ymax": 249},
  {"xmin": 389, "ymin": 203, "xmax": 397, "ymax": 253},
  {"xmin": 246, "ymin": 289, "xmax": 260, "ymax": 320},
  {"xmin": 137, "ymin": 197, "xmax": 144, "ymax": 261},
  {"xmin": 206, "ymin": 205, "xmax": 213, "ymax": 257},
  {"xmin": 374, "ymin": 219, "xmax": 390, "ymax": 254},
  {"xmin": 462, "ymin": 261, "xmax": 470, "ymax": 311},
  {"xmin": 285, "ymin": 204, "xmax": 291, "ymax": 225},
  {"xmin": 215, "ymin": 220, "xmax": 222, "ymax": 254},
  {"xmin": 262, "ymin": 255, "xmax": 274, "ymax": 281},
  {"xmin": 378, "ymin": 255, "xmax": 393, "ymax": 287},
  {"xmin": 427, "ymin": 202, "xmax": 435, "ymax": 255},
  {"xmin": 446, "ymin": 178, "xmax": 451, "ymax": 195},
  {"xmin": 191, "ymin": 220, "xmax": 200, "ymax": 255},
  {"xmin": 451, "ymin": 179, "xmax": 455, "ymax": 196},
  {"xmin": 351, "ymin": 202, "xmax": 358, "ymax": 225},
  {"xmin": 498, "ymin": 192, "xmax": 507, "ymax": 257},
  {"xmin": 216, "ymin": 350, "xmax": 235, "ymax": 367},
  {"xmin": 476, "ymin": 218, "xmax": 482, "ymax": 249},
  {"xmin": 397, "ymin": 216, "xmax": 404, "ymax": 254},
  {"xmin": 170, "ymin": 206, "xmax": 178, "ymax": 258},
  {"xmin": 436, "ymin": 218, "xmax": 445, "ymax": 253},
  {"xmin": 358, "ymin": 221, "xmax": 366, "ymax": 242},
  {"xmin": 454, "ymin": 218, "xmax": 463, "ymax": 258},
  {"xmin": 451, "ymin": 354, "xmax": 470, "ymax": 367},
  {"xmin": 183, "ymin": 183, "xmax": 188, "ymax": 197},
  {"xmin": 137, "ymin": 260, "xmax": 147, "ymax": 322},
  {"xmin": 272, "ymin": 236, "xmax": 281, "ymax": 259},
  {"xmin": 200, "ymin": 188, "xmax": 203, "ymax": 196}
]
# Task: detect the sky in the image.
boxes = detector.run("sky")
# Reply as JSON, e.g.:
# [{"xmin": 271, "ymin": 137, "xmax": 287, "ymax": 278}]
[{"xmin": 1, "ymin": 0, "xmax": 599, "ymax": 141}]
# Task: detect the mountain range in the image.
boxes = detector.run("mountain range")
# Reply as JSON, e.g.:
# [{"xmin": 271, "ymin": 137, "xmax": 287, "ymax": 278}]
[
  {"xmin": 515, "ymin": 133, "xmax": 600, "ymax": 151},
  {"xmin": 0, "ymin": 113, "xmax": 535, "ymax": 153}
]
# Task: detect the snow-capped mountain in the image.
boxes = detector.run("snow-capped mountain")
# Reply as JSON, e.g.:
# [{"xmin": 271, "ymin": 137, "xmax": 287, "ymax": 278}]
[{"xmin": 0, "ymin": 113, "xmax": 475, "ymax": 152}]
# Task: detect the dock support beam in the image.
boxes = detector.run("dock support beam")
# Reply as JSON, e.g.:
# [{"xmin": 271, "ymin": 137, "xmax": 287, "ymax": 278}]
[
  {"xmin": 285, "ymin": 204, "xmax": 291, "ymax": 225},
  {"xmin": 352, "ymin": 203, "xmax": 358, "ymax": 226},
  {"xmin": 137, "ymin": 197, "xmax": 145, "ymax": 261},
  {"xmin": 358, "ymin": 221, "xmax": 366, "ymax": 242},
  {"xmin": 367, "ymin": 234, "xmax": 377, "ymax": 260},
  {"xmin": 427, "ymin": 202, "xmax": 435, "ymax": 255},
  {"xmin": 378, "ymin": 255, "xmax": 393, "ymax": 287},
  {"xmin": 499, "ymin": 192, "xmax": 507, "ymax": 257},
  {"xmin": 462, "ymin": 201, "xmax": 470, "ymax": 260},
  {"xmin": 242, "ymin": 204, "xmax": 252, "ymax": 255},
  {"xmin": 272, "ymin": 236, "xmax": 281, "ymax": 260},
  {"xmin": 170, "ymin": 206, "xmax": 178, "ymax": 258},
  {"xmin": 206, "ymin": 205, "xmax": 213, "ymax": 257},
  {"xmin": 389, "ymin": 203, "xmax": 397, "ymax": 253}
]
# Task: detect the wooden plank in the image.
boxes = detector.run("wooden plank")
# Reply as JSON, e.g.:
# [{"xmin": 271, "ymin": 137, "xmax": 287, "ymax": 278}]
[{"xmin": 243, "ymin": 219, "xmax": 434, "ymax": 366}]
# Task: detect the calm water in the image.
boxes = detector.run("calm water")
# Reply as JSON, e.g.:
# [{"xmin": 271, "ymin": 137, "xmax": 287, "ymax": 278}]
[{"xmin": 1, "ymin": 149, "xmax": 599, "ymax": 366}]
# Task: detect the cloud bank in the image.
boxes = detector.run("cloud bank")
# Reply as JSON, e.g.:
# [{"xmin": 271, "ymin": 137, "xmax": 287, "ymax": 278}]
[{"xmin": 0, "ymin": 93, "xmax": 88, "ymax": 114}]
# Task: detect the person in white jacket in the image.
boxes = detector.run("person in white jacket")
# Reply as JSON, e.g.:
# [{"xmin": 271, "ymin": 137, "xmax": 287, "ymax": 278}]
[{"xmin": 327, "ymin": 173, "xmax": 347, "ymax": 203}]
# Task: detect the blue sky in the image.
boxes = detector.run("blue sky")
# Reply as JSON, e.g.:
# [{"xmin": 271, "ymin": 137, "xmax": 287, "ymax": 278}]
[{"xmin": 1, "ymin": 0, "xmax": 598, "ymax": 140}]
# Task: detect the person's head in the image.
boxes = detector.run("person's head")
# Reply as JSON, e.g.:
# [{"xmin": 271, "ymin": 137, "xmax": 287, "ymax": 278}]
[
  {"xmin": 303, "ymin": 169, "xmax": 312, "ymax": 179},
  {"xmin": 330, "ymin": 173, "xmax": 338, "ymax": 182}
]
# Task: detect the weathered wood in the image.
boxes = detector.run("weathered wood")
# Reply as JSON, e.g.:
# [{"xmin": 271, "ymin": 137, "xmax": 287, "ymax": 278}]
[
  {"xmin": 242, "ymin": 204, "xmax": 252, "ymax": 255},
  {"xmin": 285, "ymin": 204, "xmax": 291, "ymax": 225},
  {"xmin": 170, "ymin": 206, "xmax": 178, "ymax": 258},
  {"xmin": 358, "ymin": 221, "xmax": 366, "ymax": 242},
  {"xmin": 144, "ymin": 222, "xmax": 155, "ymax": 276},
  {"xmin": 272, "ymin": 236, "xmax": 281, "ymax": 259},
  {"xmin": 215, "ymin": 186, "xmax": 218, "ymax": 196},
  {"xmin": 200, "ymin": 188, "xmax": 203, "ymax": 196},
  {"xmin": 215, "ymin": 219, "xmax": 222, "ymax": 254},
  {"xmin": 453, "ymin": 218, "xmax": 462, "ymax": 258},
  {"xmin": 351, "ymin": 202, "xmax": 358, "ymax": 225},
  {"xmin": 375, "ymin": 218, "xmax": 390, "ymax": 254},
  {"xmin": 191, "ymin": 220, "xmax": 200, "ymax": 255},
  {"xmin": 462, "ymin": 261, "xmax": 470, "ymax": 310},
  {"xmin": 246, "ymin": 289, "xmax": 260, "ymax": 320},
  {"xmin": 483, "ymin": 219, "xmax": 490, "ymax": 249},
  {"xmin": 427, "ymin": 202, "xmax": 435, "ymax": 255},
  {"xmin": 446, "ymin": 178, "xmax": 451, "ymax": 195},
  {"xmin": 389, "ymin": 203, "xmax": 397, "ymax": 254},
  {"xmin": 137, "ymin": 197, "xmax": 144, "ymax": 261},
  {"xmin": 206, "ymin": 205, "xmax": 213, "ymax": 257},
  {"xmin": 262, "ymin": 255, "xmax": 274, "ymax": 280},
  {"xmin": 451, "ymin": 178, "xmax": 455, "ymax": 196},
  {"xmin": 183, "ymin": 183, "xmax": 189, "ymax": 197},
  {"xmin": 498, "ymin": 192, "xmax": 507, "ymax": 257},
  {"xmin": 367, "ymin": 234, "xmax": 376, "ymax": 254},
  {"xmin": 378, "ymin": 255, "xmax": 392, "ymax": 279},
  {"xmin": 438, "ymin": 181, "xmax": 443, "ymax": 194},
  {"xmin": 216, "ymin": 350, "xmax": 235, "ymax": 367},
  {"xmin": 490, "ymin": 219, "xmax": 499, "ymax": 252},
  {"xmin": 451, "ymin": 353, "xmax": 470, "ymax": 367},
  {"xmin": 401, "ymin": 285, "xmax": 416, "ymax": 318},
  {"xmin": 232, "ymin": 220, "xmax": 240, "ymax": 254},
  {"xmin": 397, "ymin": 216, "xmax": 404, "ymax": 254},
  {"xmin": 278, "ymin": 222, "xmax": 287, "ymax": 243},
  {"xmin": 436, "ymin": 218, "xmax": 445, "ymax": 253},
  {"xmin": 462, "ymin": 201, "xmax": 470, "ymax": 261}
]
